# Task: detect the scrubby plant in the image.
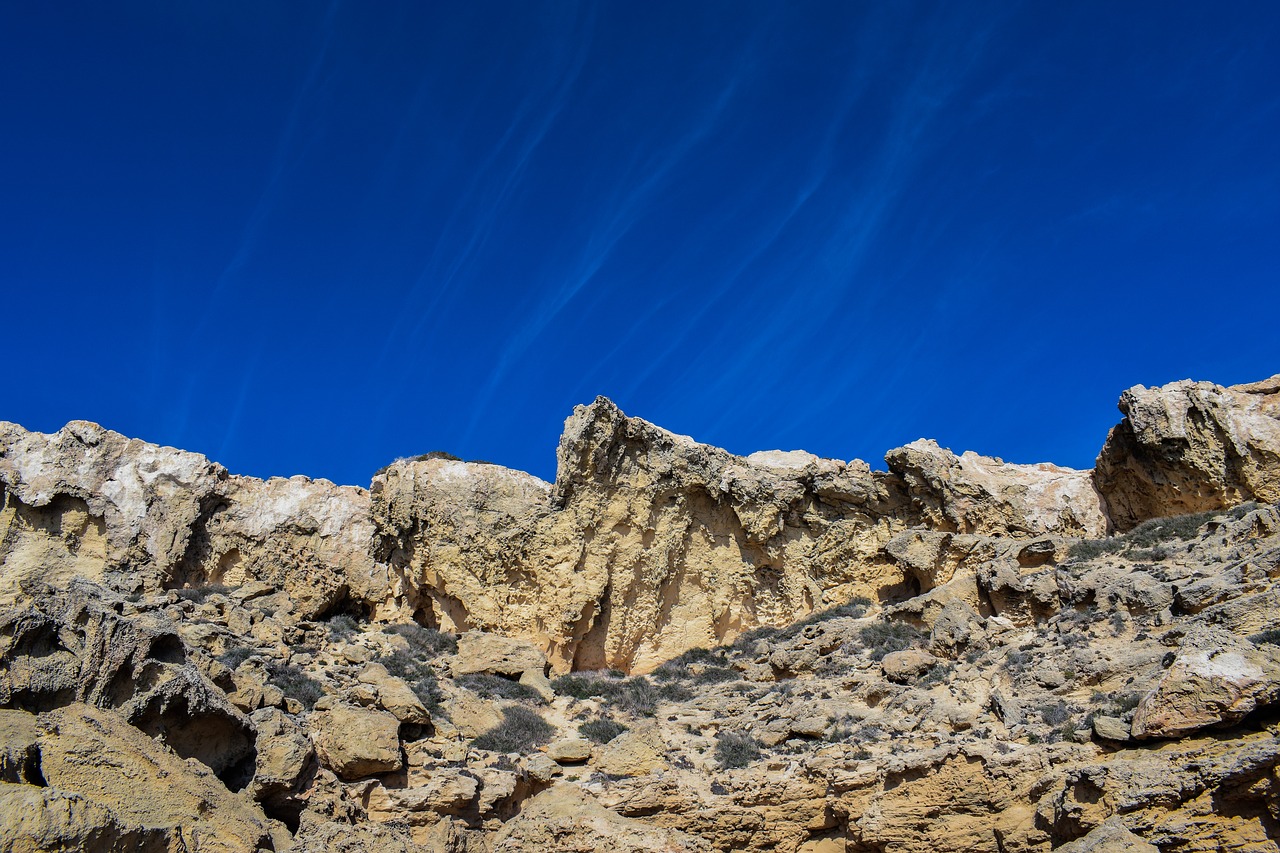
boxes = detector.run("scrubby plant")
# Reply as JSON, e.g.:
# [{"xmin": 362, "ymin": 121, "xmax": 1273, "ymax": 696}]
[
  {"xmin": 1249, "ymin": 629, "xmax": 1280, "ymax": 647},
  {"xmin": 217, "ymin": 645, "xmax": 255, "ymax": 670},
  {"xmin": 858, "ymin": 621, "xmax": 921, "ymax": 661},
  {"xmin": 326, "ymin": 613, "xmax": 360, "ymax": 639},
  {"xmin": 691, "ymin": 665, "xmax": 739, "ymax": 685},
  {"xmin": 381, "ymin": 622, "xmax": 458, "ymax": 656},
  {"xmin": 457, "ymin": 673, "xmax": 546, "ymax": 704},
  {"xmin": 268, "ymin": 662, "xmax": 324, "ymax": 710},
  {"xmin": 579, "ymin": 717, "xmax": 628, "ymax": 744},
  {"xmin": 174, "ymin": 583, "xmax": 234, "ymax": 604},
  {"xmin": 551, "ymin": 672, "xmax": 619, "ymax": 699},
  {"xmin": 1038, "ymin": 700, "xmax": 1071, "ymax": 726},
  {"xmin": 714, "ymin": 731, "xmax": 761, "ymax": 769},
  {"xmin": 472, "ymin": 706, "xmax": 555, "ymax": 753}
]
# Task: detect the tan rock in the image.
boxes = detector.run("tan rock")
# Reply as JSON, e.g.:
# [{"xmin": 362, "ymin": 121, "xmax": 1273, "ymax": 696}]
[
  {"xmin": 1056, "ymin": 817, "xmax": 1159, "ymax": 852},
  {"xmin": 358, "ymin": 662, "xmax": 431, "ymax": 723},
  {"xmin": 593, "ymin": 723, "xmax": 667, "ymax": 776},
  {"xmin": 0, "ymin": 709, "xmax": 41, "ymax": 784},
  {"xmin": 881, "ymin": 649, "xmax": 939, "ymax": 683},
  {"xmin": 311, "ymin": 703, "xmax": 403, "ymax": 780},
  {"xmin": 1131, "ymin": 627, "xmax": 1280, "ymax": 739},
  {"xmin": 36, "ymin": 703, "xmax": 273, "ymax": 852},
  {"xmin": 1095, "ymin": 375, "xmax": 1280, "ymax": 531},
  {"xmin": 0, "ymin": 782, "xmax": 171, "ymax": 853},
  {"xmin": 491, "ymin": 784, "xmax": 712, "ymax": 851},
  {"xmin": 454, "ymin": 631, "xmax": 548, "ymax": 678},
  {"xmin": 547, "ymin": 737, "xmax": 594, "ymax": 763},
  {"xmin": 249, "ymin": 708, "xmax": 315, "ymax": 812}
]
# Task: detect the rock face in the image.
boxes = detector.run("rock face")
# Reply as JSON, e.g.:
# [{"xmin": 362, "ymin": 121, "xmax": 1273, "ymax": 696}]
[
  {"xmin": 5, "ymin": 376, "xmax": 1277, "ymax": 674},
  {"xmin": 0, "ymin": 371, "xmax": 1278, "ymax": 852},
  {"xmin": 1095, "ymin": 376, "xmax": 1280, "ymax": 531}
]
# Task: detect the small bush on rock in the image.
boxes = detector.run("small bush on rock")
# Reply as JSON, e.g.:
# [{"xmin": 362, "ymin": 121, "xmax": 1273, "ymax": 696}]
[
  {"xmin": 472, "ymin": 706, "xmax": 554, "ymax": 753},
  {"xmin": 715, "ymin": 731, "xmax": 761, "ymax": 769},
  {"xmin": 579, "ymin": 717, "xmax": 628, "ymax": 744},
  {"xmin": 217, "ymin": 645, "xmax": 255, "ymax": 670},
  {"xmin": 858, "ymin": 621, "xmax": 921, "ymax": 661},
  {"xmin": 268, "ymin": 662, "xmax": 324, "ymax": 710},
  {"xmin": 458, "ymin": 673, "xmax": 546, "ymax": 704}
]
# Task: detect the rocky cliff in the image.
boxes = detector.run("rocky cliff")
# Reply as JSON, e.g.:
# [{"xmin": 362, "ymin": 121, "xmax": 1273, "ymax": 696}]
[{"xmin": 2, "ymin": 374, "xmax": 1279, "ymax": 852}]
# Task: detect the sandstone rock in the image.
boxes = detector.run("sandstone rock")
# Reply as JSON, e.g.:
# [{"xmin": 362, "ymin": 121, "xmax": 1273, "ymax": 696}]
[
  {"xmin": 1095, "ymin": 376, "xmax": 1280, "ymax": 531},
  {"xmin": 249, "ymin": 707, "xmax": 315, "ymax": 821},
  {"xmin": 0, "ymin": 782, "xmax": 171, "ymax": 853},
  {"xmin": 311, "ymin": 703, "xmax": 403, "ymax": 780},
  {"xmin": 0, "ymin": 588, "xmax": 254, "ymax": 782},
  {"xmin": 593, "ymin": 723, "xmax": 667, "ymax": 776},
  {"xmin": 1131, "ymin": 626, "xmax": 1280, "ymax": 739},
  {"xmin": 0, "ymin": 708, "xmax": 41, "ymax": 784},
  {"xmin": 886, "ymin": 439, "xmax": 1107, "ymax": 538},
  {"xmin": 454, "ymin": 631, "xmax": 547, "ymax": 678},
  {"xmin": 1055, "ymin": 817, "xmax": 1159, "ymax": 852},
  {"xmin": 357, "ymin": 662, "xmax": 431, "ymax": 723},
  {"xmin": 491, "ymin": 784, "xmax": 712, "ymax": 852},
  {"xmin": 547, "ymin": 737, "xmax": 593, "ymax": 763},
  {"xmin": 36, "ymin": 703, "xmax": 273, "ymax": 852},
  {"xmin": 1091, "ymin": 715, "xmax": 1130, "ymax": 743},
  {"xmin": 882, "ymin": 649, "xmax": 939, "ymax": 683}
]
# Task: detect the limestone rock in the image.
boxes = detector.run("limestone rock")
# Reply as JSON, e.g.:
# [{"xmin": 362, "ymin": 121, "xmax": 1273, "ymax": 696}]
[
  {"xmin": 886, "ymin": 439, "xmax": 1107, "ymax": 538},
  {"xmin": 0, "ymin": 782, "xmax": 172, "ymax": 853},
  {"xmin": 492, "ymin": 784, "xmax": 712, "ymax": 852},
  {"xmin": 453, "ymin": 631, "xmax": 547, "ymax": 679},
  {"xmin": 0, "ymin": 708, "xmax": 41, "ymax": 784},
  {"xmin": 592, "ymin": 723, "xmax": 667, "ymax": 776},
  {"xmin": 1095, "ymin": 375, "xmax": 1280, "ymax": 531},
  {"xmin": 1091, "ymin": 715, "xmax": 1130, "ymax": 743},
  {"xmin": 248, "ymin": 707, "xmax": 315, "ymax": 820},
  {"xmin": 547, "ymin": 737, "xmax": 593, "ymax": 763},
  {"xmin": 35, "ymin": 703, "xmax": 274, "ymax": 852},
  {"xmin": 1131, "ymin": 626, "xmax": 1280, "ymax": 739},
  {"xmin": 1055, "ymin": 817, "xmax": 1159, "ymax": 852},
  {"xmin": 311, "ymin": 703, "xmax": 403, "ymax": 780},
  {"xmin": 357, "ymin": 662, "xmax": 431, "ymax": 723},
  {"xmin": 0, "ymin": 588, "xmax": 254, "ymax": 782},
  {"xmin": 881, "ymin": 649, "xmax": 939, "ymax": 683}
]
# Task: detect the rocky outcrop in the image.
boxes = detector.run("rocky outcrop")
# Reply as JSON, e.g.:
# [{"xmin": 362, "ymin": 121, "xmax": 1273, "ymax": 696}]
[
  {"xmin": 0, "ymin": 419, "xmax": 385, "ymax": 619},
  {"xmin": 1095, "ymin": 376, "xmax": 1280, "ymax": 531}
]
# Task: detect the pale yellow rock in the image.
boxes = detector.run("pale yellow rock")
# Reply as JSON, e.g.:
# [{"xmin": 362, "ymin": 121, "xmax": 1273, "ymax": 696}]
[
  {"xmin": 35, "ymin": 703, "xmax": 273, "ymax": 853},
  {"xmin": 358, "ymin": 662, "xmax": 431, "ymax": 723},
  {"xmin": 453, "ymin": 631, "xmax": 548, "ymax": 678},
  {"xmin": 1131, "ymin": 627, "xmax": 1280, "ymax": 739},
  {"xmin": 0, "ymin": 709, "xmax": 41, "ymax": 784},
  {"xmin": 310, "ymin": 703, "xmax": 403, "ymax": 780},
  {"xmin": 491, "ymin": 784, "xmax": 712, "ymax": 852},
  {"xmin": 593, "ymin": 723, "xmax": 667, "ymax": 776},
  {"xmin": 0, "ymin": 782, "xmax": 171, "ymax": 853},
  {"xmin": 547, "ymin": 737, "xmax": 593, "ymax": 763},
  {"xmin": 1095, "ymin": 375, "xmax": 1280, "ymax": 531}
]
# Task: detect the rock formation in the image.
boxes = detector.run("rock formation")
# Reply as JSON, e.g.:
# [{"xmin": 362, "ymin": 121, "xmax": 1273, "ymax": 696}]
[{"xmin": 0, "ymin": 373, "xmax": 1278, "ymax": 851}]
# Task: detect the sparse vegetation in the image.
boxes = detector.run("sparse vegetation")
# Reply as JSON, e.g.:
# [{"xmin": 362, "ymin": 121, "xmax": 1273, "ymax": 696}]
[
  {"xmin": 714, "ymin": 731, "xmax": 761, "ymax": 769},
  {"xmin": 858, "ymin": 621, "xmax": 921, "ymax": 661},
  {"xmin": 217, "ymin": 645, "xmax": 254, "ymax": 670},
  {"xmin": 472, "ymin": 706, "xmax": 555, "ymax": 753},
  {"xmin": 268, "ymin": 662, "xmax": 324, "ymax": 710},
  {"xmin": 457, "ymin": 673, "xmax": 546, "ymax": 704},
  {"xmin": 1067, "ymin": 504, "xmax": 1260, "ymax": 563},
  {"xmin": 381, "ymin": 622, "xmax": 458, "ymax": 656},
  {"xmin": 174, "ymin": 583, "xmax": 233, "ymax": 604},
  {"xmin": 579, "ymin": 717, "xmax": 628, "ymax": 744},
  {"xmin": 327, "ymin": 613, "xmax": 360, "ymax": 639},
  {"xmin": 1249, "ymin": 629, "xmax": 1280, "ymax": 647},
  {"xmin": 377, "ymin": 623, "xmax": 456, "ymax": 714}
]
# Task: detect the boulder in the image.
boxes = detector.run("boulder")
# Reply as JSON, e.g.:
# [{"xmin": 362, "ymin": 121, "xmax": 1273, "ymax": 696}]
[
  {"xmin": 881, "ymin": 649, "xmax": 939, "ymax": 683},
  {"xmin": 491, "ymin": 784, "xmax": 712, "ymax": 852},
  {"xmin": 35, "ymin": 703, "xmax": 274, "ymax": 853},
  {"xmin": 357, "ymin": 662, "xmax": 431, "ymax": 723},
  {"xmin": 1094, "ymin": 376, "xmax": 1280, "ymax": 531},
  {"xmin": 1131, "ymin": 626, "xmax": 1280, "ymax": 739},
  {"xmin": 454, "ymin": 632, "xmax": 548, "ymax": 679},
  {"xmin": 1056, "ymin": 817, "xmax": 1159, "ymax": 852},
  {"xmin": 311, "ymin": 703, "xmax": 403, "ymax": 780}
]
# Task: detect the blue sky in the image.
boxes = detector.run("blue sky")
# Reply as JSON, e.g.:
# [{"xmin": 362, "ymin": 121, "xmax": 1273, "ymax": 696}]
[{"xmin": 3, "ymin": 2, "xmax": 1277, "ymax": 485}]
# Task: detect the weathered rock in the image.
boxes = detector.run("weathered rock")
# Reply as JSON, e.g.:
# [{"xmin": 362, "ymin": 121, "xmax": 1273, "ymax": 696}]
[
  {"xmin": 357, "ymin": 662, "xmax": 431, "ymax": 723},
  {"xmin": 310, "ymin": 703, "xmax": 403, "ymax": 780},
  {"xmin": 0, "ymin": 782, "xmax": 172, "ymax": 853},
  {"xmin": 248, "ymin": 707, "xmax": 315, "ymax": 821},
  {"xmin": 547, "ymin": 737, "xmax": 593, "ymax": 763},
  {"xmin": 35, "ymin": 703, "xmax": 274, "ymax": 853},
  {"xmin": 0, "ymin": 708, "xmax": 41, "ymax": 784},
  {"xmin": 0, "ymin": 588, "xmax": 255, "ymax": 783},
  {"xmin": 1091, "ymin": 715, "xmax": 1130, "ymax": 743},
  {"xmin": 1055, "ymin": 817, "xmax": 1159, "ymax": 852},
  {"xmin": 593, "ymin": 723, "xmax": 667, "ymax": 776},
  {"xmin": 1095, "ymin": 376, "xmax": 1280, "ymax": 531},
  {"xmin": 0, "ymin": 419, "xmax": 386, "ymax": 618},
  {"xmin": 881, "ymin": 649, "xmax": 939, "ymax": 683},
  {"xmin": 492, "ymin": 784, "xmax": 712, "ymax": 852},
  {"xmin": 1131, "ymin": 626, "xmax": 1280, "ymax": 739},
  {"xmin": 453, "ymin": 632, "xmax": 547, "ymax": 679}
]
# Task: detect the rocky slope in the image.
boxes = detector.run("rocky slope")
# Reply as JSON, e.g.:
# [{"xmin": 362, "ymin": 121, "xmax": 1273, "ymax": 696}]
[{"xmin": 1, "ymin": 374, "xmax": 1279, "ymax": 851}]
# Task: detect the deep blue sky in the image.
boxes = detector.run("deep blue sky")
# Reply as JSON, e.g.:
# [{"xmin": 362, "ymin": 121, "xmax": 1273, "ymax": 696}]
[{"xmin": 3, "ymin": 3, "xmax": 1277, "ymax": 485}]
